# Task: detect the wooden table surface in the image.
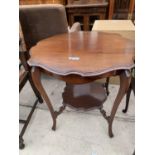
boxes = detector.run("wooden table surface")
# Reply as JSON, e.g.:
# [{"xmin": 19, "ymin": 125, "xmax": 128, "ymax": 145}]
[{"xmin": 29, "ymin": 31, "xmax": 134, "ymax": 77}]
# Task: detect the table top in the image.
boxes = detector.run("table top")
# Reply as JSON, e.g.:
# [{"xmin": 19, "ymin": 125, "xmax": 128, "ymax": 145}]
[{"xmin": 28, "ymin": 31, "xmax": 134, "ymax": 77}]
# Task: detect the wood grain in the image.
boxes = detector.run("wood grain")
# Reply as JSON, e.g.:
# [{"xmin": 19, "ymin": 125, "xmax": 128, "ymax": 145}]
[{"xmin": 28, "ymin": 31, "xmax": 134, "ymax": 77}]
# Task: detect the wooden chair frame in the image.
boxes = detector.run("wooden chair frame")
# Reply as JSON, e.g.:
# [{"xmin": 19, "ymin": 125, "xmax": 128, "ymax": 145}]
[{"xmin": 19, "ymin": 39, "xmax": 43, "ymax": 149}]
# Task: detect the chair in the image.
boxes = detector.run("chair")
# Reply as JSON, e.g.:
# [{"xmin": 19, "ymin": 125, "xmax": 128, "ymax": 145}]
[
  {"xmin": 19, "ymin": 35, "xmax": 43, "ymax": 149},
  {"xmin": 19, "ymin": 4, "xmax": 81, "ymax": 149},
  {"xmin": 19, "ymin": 4, "xmax": 81, "ymax": 51}
]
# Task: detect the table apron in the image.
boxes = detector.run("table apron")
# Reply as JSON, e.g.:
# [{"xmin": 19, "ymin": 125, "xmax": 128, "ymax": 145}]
[{"xmin": 40, "ymin": 67, "xmax": 126, "ymax": 84}]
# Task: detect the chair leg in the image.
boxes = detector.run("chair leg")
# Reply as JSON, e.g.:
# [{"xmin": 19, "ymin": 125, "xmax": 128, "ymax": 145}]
[
  {"xmin": 122, "ymin": 84, "xmax": 132, "ymax": 113},
  {"xmin": 19, "ymin": 99, "xmax": 38, "ymax": 149},
  {"xmin": 28, "ymin": 73, "xmax": 43, "ymax": 103},
  {"xmin": 19, "ymin": 136, "xmax": 25, "ymax": 149}
]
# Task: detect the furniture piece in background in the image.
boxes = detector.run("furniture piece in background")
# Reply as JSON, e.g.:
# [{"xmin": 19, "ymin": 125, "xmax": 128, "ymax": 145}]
[
  {"xmin": 108, "ymin": 0, "xmax": 135, "ymax": 20},
  {"xmin": 66, "ymin": 0, "xmax": 109, "ymax": 31},
  {"xmin": 19, "ymin": 0, "xmax": 66, "ymax": 5},
  {"xmin": 19, "ymin": 37, "xmax": 43, "ymax": 149},
  {"xmin": 19, "ymin": 0, "xmax": 135, "ymax": 30},
  {"xmin": 28, "ymin": 31, "xmax": 134, "ymax": 138},
  {"xmin": 92, "ymin": 20, "xmax": 135, "ymax": 40},
  {"xmin": 19, "ymin": 4, "xmax": 81, "ymax": 51}
]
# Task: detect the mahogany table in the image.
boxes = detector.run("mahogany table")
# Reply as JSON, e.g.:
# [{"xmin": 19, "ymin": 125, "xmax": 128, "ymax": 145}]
[{"xmin": 29, "ymin": 31, "xmax": 134, "ymax": 137}]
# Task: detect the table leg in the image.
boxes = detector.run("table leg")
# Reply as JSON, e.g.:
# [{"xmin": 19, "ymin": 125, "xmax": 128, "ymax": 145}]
[
  {"xmin": 122, "ymin": 83, "xmax": 132, "ymax": 113},
  {"xmin": 108, "ymin": 70, "xmax": 131, "ymax": 137},
  {"xmin": 31, "ymin": 67, "xmax": 57, "ymax": 130},
  {"xmin": 105, "ymin": 77, "xmax": 110, "ymax": 95},
  {"xmin": 28, "ymin": 73, "xmax": 43, "ymax": 103}
]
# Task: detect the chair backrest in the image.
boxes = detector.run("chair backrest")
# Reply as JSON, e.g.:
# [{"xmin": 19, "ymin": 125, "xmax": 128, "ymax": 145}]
[{"xmin": 19, "ymin": 4, "xmax": 68, "ymax": 50}]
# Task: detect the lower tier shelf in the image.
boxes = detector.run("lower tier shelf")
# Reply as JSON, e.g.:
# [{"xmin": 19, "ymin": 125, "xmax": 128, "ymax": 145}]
[{"xmin": 62, "ymin": 82, "xmax": 107, "ymax": 110}]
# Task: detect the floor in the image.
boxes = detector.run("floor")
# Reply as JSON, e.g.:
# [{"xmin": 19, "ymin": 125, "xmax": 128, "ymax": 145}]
[{"xmin": 19, "ymin": 75, "xmax": 135, "ymax": 155}]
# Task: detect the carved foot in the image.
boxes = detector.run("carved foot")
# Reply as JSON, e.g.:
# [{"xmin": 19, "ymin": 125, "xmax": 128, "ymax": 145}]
[
  {"xmin": 122, "ymin": 109, "xmax": 127, "ymax": 113},
  {"xmin": 109, "ymin": 127, "xmax": 114, "ymax": 138},
  {"xmin": 108, "ymin": 118, "xmax": 114, "ymax": 138},
  {"xmin": 19, "ymin": 136, "xmax": 25, "ymax": 149},
  {"xmin": 52, "ymin": 124, "xmax": 56, "ymax": 131},
  {"xmin": 51, "ymin": 105, "xmax": 66, "ymax": 131},
  {"xmin": 100, "ymin": 107, "xmax": 114, "ymax": 137}
]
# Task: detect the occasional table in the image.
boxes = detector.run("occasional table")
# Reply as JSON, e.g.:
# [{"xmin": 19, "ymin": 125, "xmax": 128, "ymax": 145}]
[{"xmin": 29, "ymin": 31, "xmax": 134, "ymax": 137}]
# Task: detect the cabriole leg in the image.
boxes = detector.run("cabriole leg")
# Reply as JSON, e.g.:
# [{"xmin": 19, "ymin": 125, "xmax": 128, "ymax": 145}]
[
  {"xmin": 108, "ymin": 70, "xmax": 131, "ymax": 137},
  {"xmin": 31, "ymin": 67, "xmax": 57, "ymax": 130}
]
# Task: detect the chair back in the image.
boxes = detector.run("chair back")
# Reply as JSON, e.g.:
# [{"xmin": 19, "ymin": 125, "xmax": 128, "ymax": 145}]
[{"xmin": 19, "ymin": 4, "xmax": 68, "ymax": 50}]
